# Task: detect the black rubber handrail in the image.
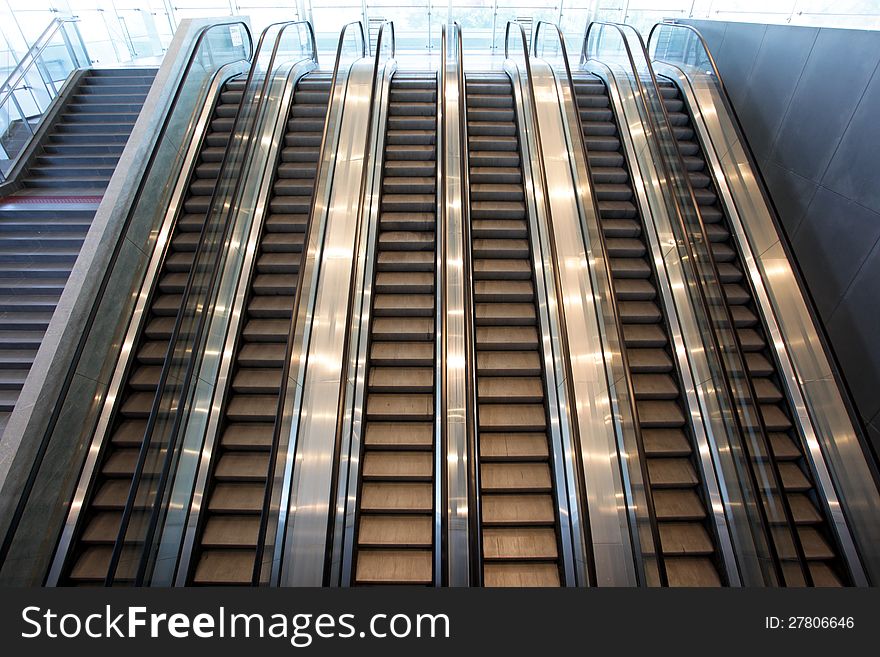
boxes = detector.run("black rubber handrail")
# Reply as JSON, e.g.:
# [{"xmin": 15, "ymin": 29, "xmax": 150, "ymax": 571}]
[
  {"xmin": 532, "ymin": 19, "xmax": 668, "ymax": 587},
  {"xmin": 0, "ymin": 20, "xmax": 253, "ymax": 579},
  {"xmin": 585, "ymin": 20, "xmax": 807, "ymax": 586}
]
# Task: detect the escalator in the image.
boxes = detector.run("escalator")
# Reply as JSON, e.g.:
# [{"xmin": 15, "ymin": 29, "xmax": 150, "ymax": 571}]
[
  {"xmin": 572, "ymin": 72, "xmax": 725, "ymax": 586},
  {"xmin": 351, "ymin": 72, "xmax": 438, "ymax": 586},
  {"xmin": 464, "ymin": 72, "xmax": 561, "ymax": 587},
  {"xmin": 59, "ymin": 76, "xmax": 246, "ymax": 585},
  {"xmin": 657, "ymin": 78, "xmax": 846, "ymax": 586},
  {"xmin": 188, "ymin": 72, "xmax": 332, "ymax": 585},
  {"xmin": 0, "ymin": 68, "xmax": 156, "ymax": 431}
]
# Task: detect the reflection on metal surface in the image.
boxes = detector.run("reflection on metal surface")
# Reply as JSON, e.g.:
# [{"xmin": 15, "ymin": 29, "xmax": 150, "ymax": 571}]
[
  {"xmin": 441, "ymin": 22, "xmax": 472, "ymax": 587},
  {"xmin": 530, "ymin": 22, "xmax": 643, "ymax": 587},
  {"xmin": 271, "ymin": 21, "xmax": 368, "ymax": 586},
  {"xmin": 281, "ymin": 34, "xmax": 383, "ymax": 586},
  {"xmin": 332, "ymin": 21, "xmax": 397, "ymax": 585}
]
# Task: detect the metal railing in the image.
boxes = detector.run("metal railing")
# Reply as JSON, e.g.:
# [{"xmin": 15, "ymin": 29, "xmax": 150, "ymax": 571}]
[{"xmin": 0, "ymin": 17, "xmax": 88, "ymax": 182}]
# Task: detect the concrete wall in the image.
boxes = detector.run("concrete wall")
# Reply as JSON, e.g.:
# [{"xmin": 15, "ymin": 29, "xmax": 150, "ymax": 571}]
[{"xmin": 680, "ymin": 18, "xmax": 880, "ymax": 459}]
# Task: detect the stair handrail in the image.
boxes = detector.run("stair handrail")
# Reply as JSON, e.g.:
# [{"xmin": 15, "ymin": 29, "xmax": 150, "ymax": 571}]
[
  {"xmin": 0, "ymin": 17, "xmax": 88, "ymax": 182},
  {"xmin": 0, "ymin": 18, "xmax": 86, "ymax": 110}
]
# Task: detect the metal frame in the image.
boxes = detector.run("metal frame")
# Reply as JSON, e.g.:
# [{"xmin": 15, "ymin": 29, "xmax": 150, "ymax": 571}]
[
  {"xmin": 455, "ymin": 26, "xmax": 485, "ymax": 587},
  {"xmin": 440, "ymin": 21, "xmax": 473, "ymax": 588}
]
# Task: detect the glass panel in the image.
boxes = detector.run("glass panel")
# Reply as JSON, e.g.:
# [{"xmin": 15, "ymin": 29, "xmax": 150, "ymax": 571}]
[{"xmin": 0, "ymin": 19, "xmax": 84, "ymax": 179}]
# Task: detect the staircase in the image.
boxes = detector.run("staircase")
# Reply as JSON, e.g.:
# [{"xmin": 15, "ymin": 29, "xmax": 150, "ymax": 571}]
[{"xmin": 0, "ymin": 68, "xmax": 157, "ymax": 435}]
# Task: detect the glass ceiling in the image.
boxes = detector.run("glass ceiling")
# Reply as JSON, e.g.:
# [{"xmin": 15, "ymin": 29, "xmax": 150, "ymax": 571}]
[{"xmin": 1, "ymin": 0, "xmax": 879, "ymax": 70}]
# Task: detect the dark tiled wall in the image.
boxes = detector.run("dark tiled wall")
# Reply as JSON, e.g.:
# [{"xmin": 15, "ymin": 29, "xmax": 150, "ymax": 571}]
[{"xmin": 681, "ymin": 19, "xmax": 880, "ymax": 457}]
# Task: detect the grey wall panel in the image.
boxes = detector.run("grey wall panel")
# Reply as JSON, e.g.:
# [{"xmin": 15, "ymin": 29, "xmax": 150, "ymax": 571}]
[
  {"xmin": 757, "ymin": 158, "xmax": 817, "ymax": 236},
  {"xmin": 712, "ymin": 22, "xmax": 766, "ymax": 108},
  {"xmin": 791, "ymin": 188, "xmax": 880, "ymax": 319},
  {"xmin": 770, "ymin": 28, "xmax": 880, "ymax": 182},
  {"xmin": 694, "ymin": 19, "xmax": 728, "ymax": 54},
  {"xmin": 821, "ymin": 67, "xmax": 880, "ymax": 215},
  {"xmin": 738, "ymin": 25, "xmax": 818, "ymax": 163},
  {"xmin": 826, "ymin": 245, "xmax": 880, "ymax": 422},
  {"xmin": 682, "ymin": 19, "xmax": 880, "ymax": 459}
]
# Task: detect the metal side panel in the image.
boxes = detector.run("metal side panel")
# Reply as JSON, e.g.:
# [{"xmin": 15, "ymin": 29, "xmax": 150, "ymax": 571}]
[
  {"xmin": 526, "ymin": 59, "xmax": 640, "ymax": 586},
  {"xmin": 502, "ymin": 59, "xmax": 584, "ymax": 587},
  {"xmin": 587, "ymin": 59, "xmax": 778, "ymax": 586},
  {"xmin": 279, "ymin": 59, "xmax": 377, "ymax": 587},
  {"xmin": 160, "ymin": 61, "xmax": 317, "ymax": 586},
  {"xmin": 441, "ymin": 24, "xmax": 471, "ymax": 587},
  {"xmin": 44, "ymin": 62, "xmax": 248, "ymax": 587},
  {"xmin": 655, "ymin": 61, "xmax": 880, "ymax": 586}
]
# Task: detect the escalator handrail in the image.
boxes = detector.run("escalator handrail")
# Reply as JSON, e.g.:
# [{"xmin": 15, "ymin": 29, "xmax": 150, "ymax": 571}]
[
  {"xmin": 532, "ymin": 19, "xmax": 668, "ymax": 587},
  {"xmin": 104, "ymin": 19, "xmax": 318, "ymax": 586},
  {"xmin": 647, "ymin": 20, "xmax": 880, "ymax": 484},
  {"xmin": 0, "ymin": 19, "xmax": 253, "ymax": 579},
  {"xmin": 584, "ymin": 20, "xmax": 808, "ymax": 585},
  {"xmin": 453, "ymin": 21, "xmax": 484, "ymax": 586},
  {"xmin": 257, "ymin": 19, "xmax": 371, "ymax": 586}
]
